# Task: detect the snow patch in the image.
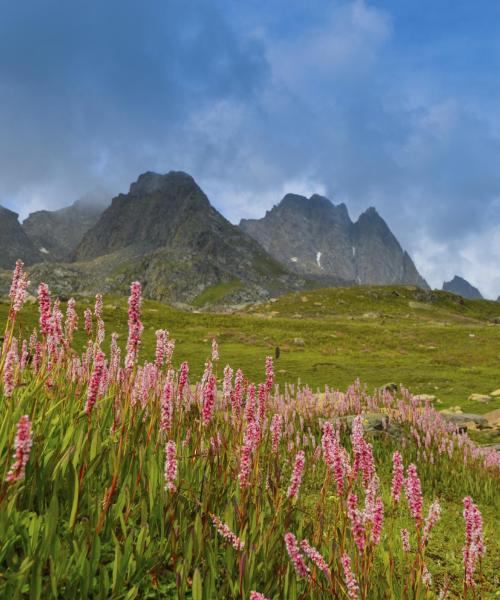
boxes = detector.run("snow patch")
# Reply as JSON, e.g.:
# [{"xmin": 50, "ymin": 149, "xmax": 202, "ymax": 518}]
[
  {"xmin": 39, "ymin": 247, "xmax": 49, "ymax": 254},
  {"xmin": 316, "ymin": 251, "xmax": 323, "ymax": 269},
  {"xmin": 352, "ymin": 246, "xmax": 356, "ymax": 257},
  {"xmin": 290, "ymin": 257, "xmax": 298, "ymax": 263}
]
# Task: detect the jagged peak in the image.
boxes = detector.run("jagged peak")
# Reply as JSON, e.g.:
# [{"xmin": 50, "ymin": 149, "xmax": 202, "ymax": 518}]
[
  {"xmin": 0, "ymin": 204, "xmax": 19, "ymax": 220},
  {"xmin": 129, "ymin": 170, "xmax": 196, "ymax": 195}
]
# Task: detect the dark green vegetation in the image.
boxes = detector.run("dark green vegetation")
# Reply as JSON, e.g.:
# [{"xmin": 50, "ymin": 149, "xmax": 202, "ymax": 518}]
[{"xmin": 4, "ymin": 284, "xmax": 500, "ymax": 415}]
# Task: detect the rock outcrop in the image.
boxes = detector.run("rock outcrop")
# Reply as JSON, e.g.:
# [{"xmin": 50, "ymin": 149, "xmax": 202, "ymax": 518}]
[
  {"xmin": 240, "ymin": 195, "xmax": 428, "ymax": 288},
  {"xmin": 0, "ymin": 206, "xmax": 43, "ymax": 268},
  {"xmin": 442, "ymin": 276, "xmax": 483, "ymax": 300}
]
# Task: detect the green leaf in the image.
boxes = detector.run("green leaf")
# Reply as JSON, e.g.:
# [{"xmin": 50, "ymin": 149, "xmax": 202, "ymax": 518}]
[
  {"xmin": 69, "ymin": 464, "xmax": 79, "ymax": 530},
  {"xmin": 192, "ymin": 568, "xmax": 202, "ymax": 600}
]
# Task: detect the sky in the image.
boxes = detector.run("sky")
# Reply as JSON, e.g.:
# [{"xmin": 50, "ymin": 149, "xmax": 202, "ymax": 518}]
[{"xmin": 1, "ymin": 1, "xmax": 500, "ymax": 297}]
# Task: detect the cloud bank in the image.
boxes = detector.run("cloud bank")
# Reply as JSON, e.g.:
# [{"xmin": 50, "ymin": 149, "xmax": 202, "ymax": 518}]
[{"xmin": 1, "ymin": 0, "xmax": 500, "ymax": 296}]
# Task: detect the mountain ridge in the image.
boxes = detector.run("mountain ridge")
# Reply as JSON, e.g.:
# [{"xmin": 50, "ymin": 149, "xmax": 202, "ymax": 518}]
[
  {"xmin": 240, "ymin": 194, "xmax": 429, "ymax": 289},
  {"xmin": 443, "ymin": 275, "xmax": 483, "ymax": 300}
]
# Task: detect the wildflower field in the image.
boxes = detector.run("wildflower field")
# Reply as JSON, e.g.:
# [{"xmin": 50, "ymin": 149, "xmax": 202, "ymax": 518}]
[{"xmin": 0, "ymin": 261, "xmax": 499, "ymax": 599}]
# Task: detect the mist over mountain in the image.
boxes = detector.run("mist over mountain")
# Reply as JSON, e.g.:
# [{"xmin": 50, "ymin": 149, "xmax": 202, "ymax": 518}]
[
  {"xmin": 22, "ymin": 191, "xmax": 108, "ymax": 261},
  {"xmin": 1, "ymin": 170, "xmax": 435, "ymax": 305},
  {"xmin": 0, "ymin": 206, "xmax": 43, "ymax": 268},
  {"xmin": 27, "ymin": 171, "xmax": 316, "ymax": 305}
]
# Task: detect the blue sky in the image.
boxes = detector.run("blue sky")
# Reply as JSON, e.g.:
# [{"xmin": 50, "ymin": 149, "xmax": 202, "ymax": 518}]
[{"xmin": 1, "ymin": 0, "xmax": 500, "ymax": 296}]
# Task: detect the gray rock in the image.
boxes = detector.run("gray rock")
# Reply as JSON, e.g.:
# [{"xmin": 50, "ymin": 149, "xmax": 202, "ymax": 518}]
[
  {"xmin": 380, "ymin": 382, "xmax": 399, "ymax": 393},
  {"xmin": 441, "ymin": 412, "xmax": 490, "ymax": 431},
  {"xmin": 0, "ymin": 206, "xmax": 43, "ymax": 268},
  {"xmin": 22, "ymin": 192, "xmax": 107, "ymax": 262},
  {"xmin": 442, "ymin": 276, "xmax": 483, "ymax": 300},
  {"xmin": 468, "ymin": 394, "xmax": 491, "ymax": 403},
  {"xmin": 28, "ymin": 171, "xmax": 307, "ymax": 306},
  {"xmin": 240, "ymin": 196, "xmax": 428, "ymax": 288}
]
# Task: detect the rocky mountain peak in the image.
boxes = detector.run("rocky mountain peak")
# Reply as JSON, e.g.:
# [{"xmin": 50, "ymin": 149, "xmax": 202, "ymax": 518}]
[
  {"xmin": 22, "ymin": 193, "xmax": 106, "ymax": 262},
  {"xmin": 443, "ymin": 276, "xmax": 483, "ymax": 300},
  {"xmin": 129, "ymin": 170, "xmax": 196, "ymax": 196},
  {"xmin": 0, "ymin": 205, "xmax": 43, "ymax": 268},
  {"xmin": 240, "ymin": 193, "xmax": 428, "ymax": 289}
]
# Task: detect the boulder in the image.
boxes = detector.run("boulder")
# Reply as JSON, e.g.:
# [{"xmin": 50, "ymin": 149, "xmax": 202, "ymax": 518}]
[
  {"xmin": 293, "ymin": 337, "xmax": 305, "ymax": 346},
  {"xmin": 467, "ymin": 393, "xmax": 491, "ymax": 403},
  {"xmin": 413, "ymin": 394, "xmax": 437, "ymax": 403},
  {"xmin": 483, "ymin": 409, "xmax": 500, "ymax": 428},
  {"xmin": 441, "ymin": 412, "xmax": 490, "ymax": 431},
  {"xmin": 337, "ymin": 413, "xmax": 403, "ymax": 438},
  {"xmin": 380, "ymin": 382, "xmax": 398, "ymax": 393}
]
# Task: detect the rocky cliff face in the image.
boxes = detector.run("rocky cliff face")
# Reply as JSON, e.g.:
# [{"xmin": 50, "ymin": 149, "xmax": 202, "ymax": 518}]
[
  {"xmin": 240, "ymin": 195, "xmax": 428, "ymax": 289},
  {"xmin": 22, "ymin": 192, "xmax": 106, "ymax": 261},
  {"xmin": 55, "ymin": 171, "xmax": 310, "ymax": 304},
  {"xmin": 443, "ymin": 276, "xmax": 483, "ymax": 300},
  {"xmin": 0, "ymin": 206, "xmax": 43, "ymax": 268}
]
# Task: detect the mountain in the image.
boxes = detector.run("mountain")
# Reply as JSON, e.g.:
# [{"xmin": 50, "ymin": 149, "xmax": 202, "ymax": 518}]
[
  {"xmin": 22, "ymin": 191, "xmax": 107, "ymax": 261},
  {"xmin": 442, "ymin": 276, "xmax": 483, "ymax": 300},
  {"xmin": 0, "ymin": 206, "xmax": 43, "ymax": 269},
  {"xmin": 240, "ymin": 195, "xmax": 429, "ymax": 289},
  {"xmin": 29, "ymin": 171, "xmax": 313, "ymax": 305}
]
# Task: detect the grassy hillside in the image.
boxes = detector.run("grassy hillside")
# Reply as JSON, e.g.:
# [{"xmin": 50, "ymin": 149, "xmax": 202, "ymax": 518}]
[{"xmin": 3, "ymin": 284, "xmax": 500, "ymax": 417}]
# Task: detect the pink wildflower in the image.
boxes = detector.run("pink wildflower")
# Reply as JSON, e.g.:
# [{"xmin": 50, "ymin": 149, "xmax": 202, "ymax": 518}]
[
  {"xmin": 371, "ymin": 496, "xmax": 384, "ymax": 545},
  {"xmin": 222, "ymin": 364, "xmax": 233, "ymax": 405},
  {"xmin": 463, "ymin": 496, "xmax": 485, "ymax": 587},
  {"xmin": 94, "ymin": 294, "xmax": 103, "ymax": 319},
  {"xmin": 125, "ymin": 281, "xmax": 143, "ymax": 369},
  {"xmin": 270, "ymin": 414, "xmax": 282, "ymax": 454},
  {"xmin": 422, "ymin": 565, "xmax": 432, "ymax": 587},
  {"xmin": 257, "ymin": 383, "xmax": 267, "ymax": 422},
  {"xmin": 154, "ymin": 329, "xmax": 168, "ymax": 367},
  {"xmin": 84, "ymin": 350, "xmax": 106, "ymax": 415},
  {"xmin": 3, "ymin": 339, "xmax": 18, "ymax": 397},
  {"xmin": 405, "ymin": 464, "xmax": 423, "ymax": 523},
  {"xmin": 341, "ymin": 553, "xmax": 360, "ymax": 600},
  {"xmin": 160, "ymin": 377, "xmax": 173, "ymax": 432},
  {"xmin": 231, "ymin": 369, "xmax": 244, "ymax": 422},
  {"xmin": 6, "ymin": 415, "xmax": 32, "ymax": 482},
  {"xmin": 164, "ymin": 440, "xmax": 177, "ymax": 492},
  {"xmin": 347, "ymin": 493, "xmax": 366, "ymax": 552},
  {"xmin": 265, "ymin": 355, "xmax": 274, "ymax": 392},
  {"xmin": 284, "ymin": 533, "xmax": 310, "ymax": 578},
  {"xmin": 244, "ymin": 383, "xmax": 256, "ymax": 424},
  {"xmin": 202, "ymin": 374, "xmax": 216, "ymax": 426},
  {"xmin": 65, "ymin": 298, "xmax": 78, "ymax": 341},
  {"xmin": 250, "ymin": 593, "xmax": 270, "ymax": 600},
  {"xmin": 37, "ymin": 283, "xmax": 52, "ymax": 335},
  {"xmin": 423, "ymin": 499, "xmax": 441, "ymax": 544},
  {"xmin": 287, "ymin": 450, "xmax": 305, "ymax": 499},
  {"xmin": 238, "ymin": 440, "xmax": 253, "ymax": 489},
  {"xmin": 322, "ymin": 421, "xmax": 345, "ymax": 495},
  {"xmin": 13, "ymin": 273, "xmax": 29, "ymax": 314},
  {"xmin": 9, "ymin": 259, "xmax": 24, "ymax": 302},
  {"xmin": 178, "ymin": 361, "xmax": 189, "ymax": 400},
  {"xmin": 211, "ymin": 338, "xmax": 219, "ymax": 362},
  {"xmin": 391, "ymin": 451, "xmax": 404, "ymax": 504},
  {"xmin": 300, "ymin": 539, "xmax": 329, "ymax": 576},
  {"xmin": 84, "ymin": 308, "xmax": 93, "ymax": 336},
  {"xmin": 211, "ymin": 515, "xmax": 244, "ymax": 551},
  {"xmin": 401, "ymin": 528, "xmax": 411, "ymax": 552}
]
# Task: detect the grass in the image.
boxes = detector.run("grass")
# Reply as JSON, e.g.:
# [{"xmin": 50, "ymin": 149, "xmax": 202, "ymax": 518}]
[
  {"xmin": 0, "ymin": 278, "xmax": 499, "ymax": 598},
  {"xmin": 192, "ymin": 280, "xmax": 245, "ymax": 308},
  {"xmin": 3, "ymin": 284, "xmax": 500, "ymax": 416}
]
